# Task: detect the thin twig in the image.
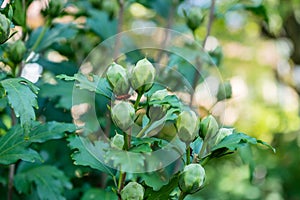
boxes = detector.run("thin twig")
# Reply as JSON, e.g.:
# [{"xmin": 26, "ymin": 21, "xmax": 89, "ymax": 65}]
[
  {"xmin": 113, "ymin": 0, "xmax": 124, "ymax": 60},
  {"xmin": 189, "ymin": 0, "xmax": 216, "ymax": 106},
  {"xmin": 7, "ymin": 109, "xmax": 17, "ymax": 200}
]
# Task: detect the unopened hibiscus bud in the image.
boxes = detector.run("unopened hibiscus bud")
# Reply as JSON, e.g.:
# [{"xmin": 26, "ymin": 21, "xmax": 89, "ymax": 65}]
[
  {"xmin": 214, "ymin": 128, "xmax": 234, "ymax": 145},
  {"xmin": 121, "ymin": 182, "xmax": 144, "ymax": 200},
  {"xmin": 130, "ymin": 58, "xmax": 155, "ymax": 94},
  {"xmin": 8, "ymin": 40, "xmax": 26, "ymax": 64},
  {"xmin": 106, "ymin": 63, "xmax": 130, "ymax": 96},
  {"xmin": 176, "ymin": 110, "xmax": 199, "ymax": 143},
  {"xmin": 199, "ymin": 115, "xmax": 219, "ymax": 140},
  {"xmin": 111, "ymin": 101, "xmax": 135, "ymax": 131},
  {"xmin": 184, "ymin": 7, "xmax": 204, "ymax": 31},
  {"xmin": 0, "ymin": 13, "xmax": 11, "ymax": 44},
  {"xmin": 179, "ymin": 163, "xmax": 205, "ymax": 194},
  {"xmin": 110, "ymin": 133, "xmax": 124, "ymax": 150},
  {"xmin": 217, "ymin": 81, "xmax": 232, "ymax": 101}
]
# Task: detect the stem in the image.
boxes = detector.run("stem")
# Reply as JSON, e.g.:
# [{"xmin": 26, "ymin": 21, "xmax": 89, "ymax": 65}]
[
  {"xmin": 31, "ymin": 19, "xmax": 50, "ymax": 52},
  {"xmin": 114, "ymin": 0, "xmax": 124, "ymax": 60},
  {"xmin": 117, "ymin": 171, "xmax": 127, "ymax": 200},
  {"xmin": 189, "ymin": 0, "xmax": 216, "ymax": 106},
  {"xmin": 186, "ymin": 144, "xmax": 191, "ymax": 165},
  {"xmin": 178, "ymin": 191, "xmax": 187, "ymax": 200},
  {"xmin": 8, "ymin": 109, "xmax": 17, "ymax": 200},
  {"xmin": 136, "ymin": 122, "xmax": 151, "ymax": 138},
  {"xmin": 7, "ymin": 164, "xmax": 15, "ymax": 200},
  {"xmin": 134, "ymin": 93, "xmax": 142, "ymax": 110}
]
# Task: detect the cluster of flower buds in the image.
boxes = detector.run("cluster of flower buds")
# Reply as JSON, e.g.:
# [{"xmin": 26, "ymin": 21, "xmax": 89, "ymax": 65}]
[
  {"xmin": 121, "ymin": 182, "xmax": 144, "ymax": 200},
  {"xmin": 106, "ymin": 58, "xmax": 156, "ymax": 98},
  {"xmin": 200, "ymin": 115, "xmax": 233, "ymax": 155},
  {"xmin": 179, "ymin": 163, "xmax": 206, "ymax": 194}
]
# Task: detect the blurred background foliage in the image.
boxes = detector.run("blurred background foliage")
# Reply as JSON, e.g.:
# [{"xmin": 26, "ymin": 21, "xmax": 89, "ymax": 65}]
[{"xmin": 1, "ymin": 0, "xmax": 300, "ymax": 199}]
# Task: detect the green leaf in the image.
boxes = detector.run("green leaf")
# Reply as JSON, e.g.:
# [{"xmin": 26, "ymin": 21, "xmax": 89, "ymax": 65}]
[
  {"xmin": 105, "ymin": 149, "xmax": 145, "ymax": 172},
  {"xmin": 145, "ymin": 173, "xmax": 179, "ymax": 200},
  {"xmin": 39, "ymin": 80, "xmax": 73, "ymax": 109},
  {"xmin": 211, "ymin": 133, "xmax": 275, "ymax": 152},
  {"xmin": 27, "ymin": 23, "xmax": 77, "ymax": 52},
  {"xmin": 140, "ymin": 172, "xmax": 169, "ymax": 191},
  {"xmin": 0, "ymin": 122, "xmax": 76, "ymax": 165},
  {"xmin": 81, "ymin": 188, "xmax": 118, "ymax": 200},
  {"xmin": 86, "ymin": 10, "xmax": 117, "ymax": 39},
  {"xmin": 57, "ymin": 73, "xmax": 112, "ymax": 99},
  {"xmin": 68, "ymin": 135, "xmax": 114, "ymax": 176},
  {"xmin": 14, "ymin": 164, "xmax": 72, "ymax": 200},
  {"xmin": 0, "ymin": 77, "xmax": 39, "ymax": 134}
]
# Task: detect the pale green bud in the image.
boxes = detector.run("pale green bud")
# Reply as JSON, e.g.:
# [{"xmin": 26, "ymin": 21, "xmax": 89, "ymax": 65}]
[
  {"xmin": 199, "ymin": 115, "xmax": 219, "ymax": 140},
  {"xmin": 185, "ymin": 7, "xmax": 204, "ymax": 31},
  {"xmin": 130, "ymin": 58, "xmax": 155, "ymax": 94},
  {"xmin": 121, "ymin": 182, "xmax": 144, "ymax": 200},
  {"xmin": 106, "ymin": 63, "xmax": 130, "ymax": 96},
  {"xmin": 110, "ymin": 133, "xmax": 124, "ymax": 150},
  {"xmin": 0, "ymin": 13, "xmax": 11, "ymax": 44},
  {"xmin": 111, "ymin": 101, "xmax": 135, "ymax": 131},
  {"xmin": 217, "ymin": 81, "xmax": 232, "ymax": 101},
  {"xmin": 213, "ymin": 128, "xmax": 233, "ymax": 145},
  {"xmin": 176, "ymin": 110, "xmax": 199, "ymax": 143},
  {"xmin": 179, "ymin": 163, "xmax": 205, "ymax": 194},
  {"xmin": 8, "ymin": 40, "xmax": 26, "ymax": 64}
]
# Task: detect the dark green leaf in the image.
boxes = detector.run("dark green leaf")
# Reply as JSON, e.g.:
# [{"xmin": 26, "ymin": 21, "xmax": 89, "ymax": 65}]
[
  {"xmin": 57, "ymin": 73, "xmax": 112, "ymax": 99},
  {"xmin": 14, "ymin": 164, "xmax": 72, "ymax": 200},
  {"xmin": 81, "ymin": 188, "xmax": 118, "ymax": 200},
  {"xmin": 0, "ymin": 122, "xmax": 75, "ymax": 165},
  {"xmin": 140, "ymin": 172, "xmax": 169, "ymax": 191},
  {"xmin": 1, "ymin": 77, "xmax": 39, "ymax": 134},
  {"xmin": 86, "ymin": 10, "xmax": 117, "ymax": 39},
  {"xmin": 145, "ymin": 173, "xmax": 179, "ymax": 200},
  {"xmin": 211, "ymin": 133, "xmax": 275, "ymax": 152},
  {"xmin": 39, "ymin": 80, "xmax": 73, "ymax": 109},
  {"xmin": 68, "ymin": 135, "xmax": 114, "ymax": 176},
  {"xmin": 105, "ymin": 149, "xmax": 145, "ymax": 172},
  {"xmin": 27, "ymin": 23, "xmax": 77, "ymax": 52}
]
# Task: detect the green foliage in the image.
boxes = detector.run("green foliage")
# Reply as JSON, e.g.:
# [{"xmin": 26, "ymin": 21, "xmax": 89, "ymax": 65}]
[
  {"xmin": 81, "ymin": 188, "xmax": 118, "ymax": 200},
  {"xmin": 0, "ymin": 122, "xmax": 75, "ymax": 165},
  {"xmin": 0, "ymin": 78, "xmax": 39, "ymax": 134},
  {"xmin": 68, "ymin": 135, "xmax": 114, "ymax": 176},
  {"xmin": 14, "ymin": 163, "xmax": 72, "ymax": 200}
]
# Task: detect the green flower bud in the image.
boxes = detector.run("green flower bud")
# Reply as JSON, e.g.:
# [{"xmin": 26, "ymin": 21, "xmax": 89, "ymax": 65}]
[
  {"xmin": 185, "ymin": 7, "xmax": 204, "ymax": 31},
  {"xmin": 148, "ymin": 105, "xmax": 166, "ymax": 121},
  {"xmin": 199, "ymin": 115, "xmax": 219, "ymax": 140},
  {"xmin": 130, "ymin": 58, "xmax": 156, "ymax": 94},
  {"xmin": 121, "ymin": 182, "xmax": 144, "ymax": 200},
  {"xmin": 111, "ymin": 101, "xmax": 135, "ymax": 131},
  {"xmin": 110, "ymin": 133, "xmax": 124, "ymax": 150},
  {"xmin": 156, "ymin": 121, "xmax": 177, "ymax": 141},
  {"xmin": 43, "ymin": 0, "xmax": 64, "ymax": 18},
  {"xmin": 214, "ymin": 128, "xmax": 233, "ymax": 145},
  {"xmin": 0, "ymin": 13, "xmax": 11, "ymax": 44},
  {"xmin": 8, "ymin": 40, "xmax": 26, "ymax": 64},
  {"xmin": 179, "ymin": 163, "xmax": 205, "ymax": 194},
  {"xmin": 106, "ymin": 63, "xmax": 130, "ymax": 96},
  {"xmin": 217, "ymin": 81, "xmax": 232, "ymax": 101},
  {"xmin": 176, "ymin": 110, "xmax": 199, "ymax": 143},
  {"xmin": 150, "ymin": 89, "xmax": 168, "ymax": 101}
]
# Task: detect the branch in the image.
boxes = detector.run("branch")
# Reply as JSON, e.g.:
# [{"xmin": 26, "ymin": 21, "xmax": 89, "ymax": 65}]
[{"xmin": 190, "ymin": 0, "xmax": 216, "ymax": 106}]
